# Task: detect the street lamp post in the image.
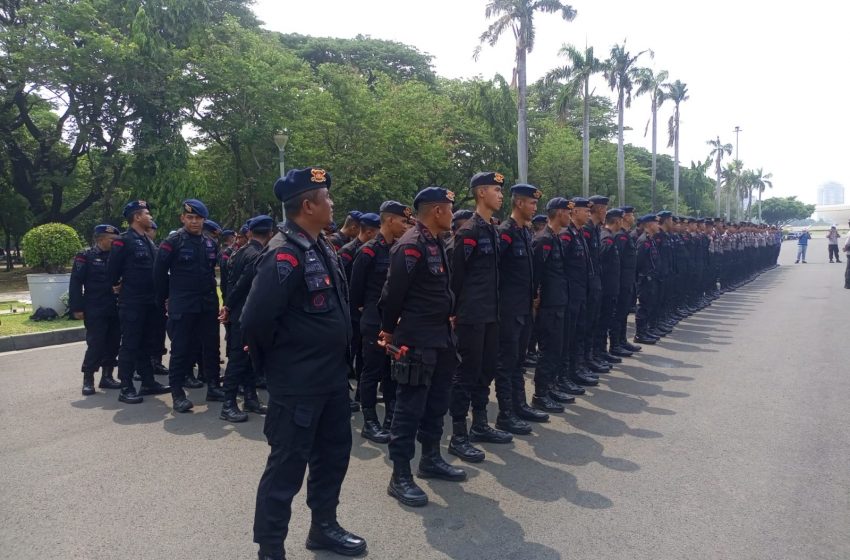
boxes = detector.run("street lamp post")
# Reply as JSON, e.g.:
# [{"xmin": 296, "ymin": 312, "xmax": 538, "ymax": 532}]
[{"xmin": 273, "ymin": 130, "xmax": 289, "ymax": 220}]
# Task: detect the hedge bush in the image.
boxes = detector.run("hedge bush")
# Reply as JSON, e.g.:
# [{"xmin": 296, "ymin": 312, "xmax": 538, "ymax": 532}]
[{"xmin": 21, "ymin": 223, "xmax": 83, "ymax": 273}]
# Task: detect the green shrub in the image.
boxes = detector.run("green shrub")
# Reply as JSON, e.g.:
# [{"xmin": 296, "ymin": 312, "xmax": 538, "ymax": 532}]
[{"xmin": 21, "ymin": 223, "xmax": 83, "ymax": 273}]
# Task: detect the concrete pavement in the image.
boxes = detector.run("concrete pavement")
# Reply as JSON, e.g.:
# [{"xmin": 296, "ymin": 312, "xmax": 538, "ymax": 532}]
[{"xmin": 1, "ymin": 238, "xmax": 848, "ymax": 560}]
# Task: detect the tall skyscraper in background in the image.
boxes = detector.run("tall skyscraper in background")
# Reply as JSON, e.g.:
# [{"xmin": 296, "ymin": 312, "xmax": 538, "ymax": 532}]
[{"xmin": 817, "ymin": 182, "xmax": 844, "ymax": 206}]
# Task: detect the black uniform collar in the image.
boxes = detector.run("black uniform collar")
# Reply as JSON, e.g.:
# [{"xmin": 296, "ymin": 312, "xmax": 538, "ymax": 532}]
[
  {"xmin": 248, "ymin": 239, "xmax": 263, "ymax": 250},
  {"xmin": 415, "ymin": 221, "xmax": 440, "ymax": 243}
]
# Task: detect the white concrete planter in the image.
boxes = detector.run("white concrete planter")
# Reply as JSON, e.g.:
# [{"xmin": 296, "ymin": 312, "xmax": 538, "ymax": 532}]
[{"xmin": 26, "ymin": 273, "xmax": 71, "ymax": 315}]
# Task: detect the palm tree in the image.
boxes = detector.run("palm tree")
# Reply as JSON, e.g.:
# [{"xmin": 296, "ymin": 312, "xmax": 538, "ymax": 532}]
[
  {"xmin": 635, "ymin": 67, "xmax": 668, "ymax": 211},
  {"xmin": 604, "ymin": 42, "xmax": 651, "ymax": 205},
  {"xmin": 545, "ymin": 44, "xmax": 603, "ymax": 196},
  {"xmin": 721, "ymin": 159, "xmax": 743, "ymax": 220},
  {"xmin": 475, "ymin": 0, "xmax": 577, "ymax": 183},
  {"xmin": 707, "ymin": 136, "xmax": 733, "ymax": 216},
  {"xmin": 663, "ymin": 79, "xmax": 688, "ymax": 214},
  {"xmin": 749, "ymin": 167, "xmax": 773, "ymax": 221}
]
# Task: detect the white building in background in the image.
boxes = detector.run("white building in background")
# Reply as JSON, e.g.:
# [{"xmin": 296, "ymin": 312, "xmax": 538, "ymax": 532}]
[
  {"xmin": 817, "ymin": 182, "xmax": 844, "ymax": 206},
  {"xmin": 815, "ymin": 182, "xmax": 848, "ymax": 225}
]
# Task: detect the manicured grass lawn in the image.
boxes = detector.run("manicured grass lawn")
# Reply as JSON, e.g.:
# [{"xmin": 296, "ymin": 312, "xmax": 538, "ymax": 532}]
[{"xmin": 0, "ymin": 313, "xmax": 81, "ymax": 336}]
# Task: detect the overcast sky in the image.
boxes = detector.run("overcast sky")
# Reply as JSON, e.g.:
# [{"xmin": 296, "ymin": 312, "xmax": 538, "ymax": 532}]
[{"xmin": 254, "ymin": 0, "xmax": 849, "ymax": 204}]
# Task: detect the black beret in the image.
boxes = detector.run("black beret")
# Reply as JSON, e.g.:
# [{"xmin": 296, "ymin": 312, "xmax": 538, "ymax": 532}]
[
  {"xmin": 203, "ymin": 219, "xmax": 221, "ymax": 233},
  {"xmin": 239, "ymin": 223, "xmax": 249, "ymax": 235},
  {"xmin": 414, "ymin": 186, "xmax": 455, "ymax": 210},
  {"xmin": 546, "ymin": 197, "xmax": 569, "ymax": 211},
  {"xmin": 359, "ymin": 213, "xmax": 380, "ymax": 229},
  {"xmin": 588, "ymin": 195, "xmax": 610, "ymax": 206},
  {"xmin": 122, "ymin": 200, "xmax": 150, "ymax": 218},
  {"xmin": 221, "ymin": 229, "xmax": 235, "ymax": 237},
  {"xmin": 606, "ymin": 208, "xmax": 624, "ymax": 219},
  {"xmin": 620, "ymin": 205, "xmax": 635, "ymax": 214},
  {"xmin": 570, "ymin": 197, "xmax": 592, "ymax": 209},
  {"xmin": 657, "ymin": 210, "xmax": 673, "ymax": 219},
  {"xmin": 532, "ymin": 214, "xmax": 547, "ymax": 224},
  {"xmin": 452, "ymin": 209, "xmax": 474, "ymax": 223},
  {"xmin": 470, "ymin": 171, "xmax": 506, "ymax": 190},
  {"xmin": 637, "ymin": 214, "xmax": 659, "ymax": 225},
  {"xmin": 379, "ymin": 200, "xmax": 413, "ymax": 219},
  {"xmin": 348, "ymin": 210, "xmax": 362, "ymax": 222},
  {"xmin": 183, "ymin": 199, "xmax": 209, "ymax": 219},
  {"xmin": 248, "ymin": 215, "xmax": 274, "ymax": 233},
  {"xmin": 94, "ymin": 224, "xmax": 120, "ymax": 235},
  {"xmin": 274, "ymin": 167, "xmax": 331, "ymax": 202},
  {"xmin": 510, "ymin": 183, "xmax": 542, "ymax": 199}
]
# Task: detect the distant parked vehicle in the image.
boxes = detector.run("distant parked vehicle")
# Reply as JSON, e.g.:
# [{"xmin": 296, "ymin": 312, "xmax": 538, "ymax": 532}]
[{"xmin": 784, "ymin": 232, "xmax": 800, "ymax": 241}]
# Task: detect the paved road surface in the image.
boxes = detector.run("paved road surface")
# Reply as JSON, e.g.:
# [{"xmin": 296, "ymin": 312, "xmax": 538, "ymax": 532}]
[{"xmin": 2, "ymin": 239, "xmax": 848, "ymax": 560}]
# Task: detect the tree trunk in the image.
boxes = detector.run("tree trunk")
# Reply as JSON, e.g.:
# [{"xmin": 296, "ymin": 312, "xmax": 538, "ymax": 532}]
[
  {"xmin": 616, "ymin": 88, "xmax": 625, "ymax": 204},
  {"xmin": 758, "ymin": 188, "xmax": 763, "ymax": 222},
  {"xmin": 650, "ymin": 96, "xmax": 658, "ymax": 211},
  {"xmin": 714, "ymin": 137, "xmax": 722, "ymax": 216},
  {"xmin": 516, "ymin": 45, "xmax": 529, "ymax": 183},
  {"xmin": 3, "ymin": 226, "xmax": 11, "ymax": 272},
  {"xmin": 673, "ymin": 106, "xmax": 680, "ymax": 214},
  {"xmin": 582, "ymin": 77, "xmax": 590, "ymax": 197}
]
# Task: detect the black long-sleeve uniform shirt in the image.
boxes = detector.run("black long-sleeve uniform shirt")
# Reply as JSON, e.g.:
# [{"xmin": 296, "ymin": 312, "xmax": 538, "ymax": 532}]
[
  {"xmin": 378, "ymin": 221, "xmax": 453, "ymax": 349},
  {"xmin": 599, "ymin": 227, "xmax": 621, "ymax": 296},
  {"xmin": 224, "ymin": 238, "xmax": 264, "ymax": 319},
  {"xmin": 532, "ymin": 225, "xmax": 569, "ymax": 308},
  {"xmin": 107, "ymin": 228, "xmax": 157, "ymax": 306},
  {"xmin": 450, "ymin": 212, "xmax": 499, "ymax": 324},
  {"xmin": 349, "ymin": 232, "xmax": 392, "ymax": 329},
  {"xmin": 153, "ymin": 229, "xmax": 219, "ymax": 315},
  {"xmin": 240, "ymin": 222, "xmax": 351, "ymax": 397},
  {"xmin": 69, "ymin": 246, "xmax": 117, "ymax": 317},
  {"xmin": 497, "ymin": 217, "xmax": 534, "ymax": 317},
  {"xmin": 636, "ymin": 233, "xmax": 659, "ymax": 278}
]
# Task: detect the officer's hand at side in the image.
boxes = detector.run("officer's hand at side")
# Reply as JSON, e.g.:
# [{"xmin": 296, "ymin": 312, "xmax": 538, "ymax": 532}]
[
  {"xmin": 533, "ymin": 296, "xmax": 541, "ymax": 311},
  {"xmin": 73, "ymin": 311, "xmax": 84, "ymax": 320},
  {"xmin": 218, "ymin": 307, "xmax": 229, "ymax": 324},
  {"xmin": 378, "ymin": 330, "xmax": 393, "ymax": 347},
  {"xmin": 112, "ymin": 283, "xmax": 121, "ymax": 294},
  {"xmin": 449, "ymin": 315, "xmax": 457, "ymax": 330}
]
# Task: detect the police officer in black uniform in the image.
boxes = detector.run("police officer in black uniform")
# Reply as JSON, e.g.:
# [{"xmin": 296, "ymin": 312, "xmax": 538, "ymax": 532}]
[
  {"xmin": 597, "ymin": 208, "xmax": 625, "ymax": 363},
  {"xmin": 530, "ymin": 197, "xmax": 574, "ymax": 413},
  {"xmin": 153, "ymin": 199, "xmax": 225, "ymax": 413},
  {"xmin": 494, "ymin": 184, "xmax": 549, "ymax": 432},
  {"xmin": 328, "ymin": 210, "xmax": 361, "ymax": 252},
  {"xmin": 107, "ymin": 201, "xmax": 171, "ymax": 404},
  {"xmin": 219, "ymin": 215, "xmax": 274, "ymax": 423},
  {"xmin": 242, "ymin": 167, "xmax": 366, "ymax": 560},
  {"xmin": 378, "ymin": 186, "xmax": 467, "ymax": 507},
  {"xmin": 145, "ymin": 221, "xmax": 170, "ymax": 377},
  {"xmin": 635, "ymin": 214, "xmax": 661, "ymax": 344},
  {"xmin": 611, "ymin": 206, "xmax": 641, "ymax": 355},
  {"xmin": 349, "ymin": 201, "xmax": 411, "ymax": 443},
  {"xmin": 70, "ymin": 224, "xmax": 122, "ymax": 396},
  {"xmin": 562, "ymin": 198, "xmax": 600, "ymax": 387},
  {"xmin": 338, "ymin": 212, "xmax": 380, "ymax": 410},
  {"xmin": 584, "ymin": 195, "xmax": 612, "ymax": 373},
  {"xmin": 448, "ymin": 171, "xmax": 512, "ymax": 464}
]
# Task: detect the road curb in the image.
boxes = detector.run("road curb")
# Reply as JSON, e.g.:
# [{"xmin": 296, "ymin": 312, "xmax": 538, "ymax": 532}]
[{"xmin": 0, "ymin": 326, "xmax": 86, "ymax": 353}]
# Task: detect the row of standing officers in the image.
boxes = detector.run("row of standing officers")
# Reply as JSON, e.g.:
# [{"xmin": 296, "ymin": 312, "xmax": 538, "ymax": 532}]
[{"xmin": 68, "ymin": 167, "xmax": 781, "ymax": 560}]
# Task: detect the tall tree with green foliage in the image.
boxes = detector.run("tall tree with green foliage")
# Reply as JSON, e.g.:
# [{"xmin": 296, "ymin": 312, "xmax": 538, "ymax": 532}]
[
  {"xmin": 663, "ymin": 79, "xmax": 688, "ymax": 213},
  {"xmin": 635, "ymin": 67, "xmax": 668, "ymax": 211},
  {"xmin": 749, "ymin": 168, "xmax": 773, "ymax": 222},
  {"xmin": 707, "ymin": 136, "xmax": 733, "ymax": 217},
  {"xmin": 475, "ymin": 0, "xmax": 577, "ymax": 183},
  {"xmin": 545, "ymin": 44, "xmax": 603, "ymax": 196},
  {"xmin": 604, "ymin": 42, "xmax": 651, "ymax": 205},
  {"xmin": 760, "ymin": 196, "xmax": 814, "ymax": 226}
]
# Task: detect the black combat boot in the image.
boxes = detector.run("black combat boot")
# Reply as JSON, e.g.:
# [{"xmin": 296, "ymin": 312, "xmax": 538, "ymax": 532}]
[
  {"xmin": 448, "ymin": 421, "xmax": 485, "ymax": 463},
  {"xmin": 361, "ymin": 408, "xmax": 390, "ymax": 444},
  {"xmin": 531, "ymin": 393, "xmax": 564, "ymax": 413},
  {"xmin": 82, "ymin": 372, "xmax": 96, "ymax": 396},
  {"xmin": 138, "ymin": 380, "xmax": 170, "ymax": 395},
  {"xmin": 205, "ymin": 380, "xmax": 226, "ymax": 402},
  {"xmin": 220, "ymin": 399, "xmax": 248, "ymax": 423},
  {"xmin": 118, "ymin": 386, "xmax": 143, "ymax": 404},
  {"xmin": 243, "ymin": 391, "xmax": 268, "ymax": 415},
  {"xmin": 98, "ymin": 366, "xmax": 122, "ymax": 389},
  {"xmin": 469, "ymin": 409, "xmax": 513, "ymax": 444},
  {"xmin": 183, "ymin": 372, "xmax": 204, "ymax": 389},
  {"xmin": 418, "ymin": 441, "xmax": 467, "ymax": 481},
  {"xmin": 495, "ymin": 410, "xmax": 532, "ymax": 435},
  {"xmin": 556, "ymin": 376, "xmax": 586, "ymax": 396},
  {"xmin": 257, "ymin": 544, "xmax": 285, "ymax": 560},
  {"xmin": 305, "ymin": 521, "xmax": 367, "ymax": 556},
  {"xmin": 597, "ymin": 351, "xmax": 622, "ymax": 364},
  {"xmin": 514, "ymin": 388, "xmax": 549, "ymax": 422},
  {"xmin": 151, "ymin": 357, "xmax": 169, "ymax": 376},
  {"xmin": 548, "ymin": 386, "xmax": 576, "ymax": 403},
  {"xmin": 387, "ymin": 462, "xmax": 428, "ymax": 507},
  {"xmin": 172, "ymin": 390, "xmax": 194, "ymax": 413}
]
